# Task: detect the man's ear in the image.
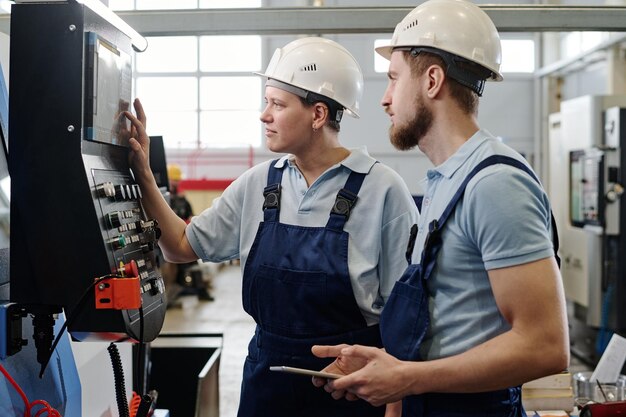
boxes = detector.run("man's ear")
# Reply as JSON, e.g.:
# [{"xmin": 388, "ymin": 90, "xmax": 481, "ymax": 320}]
[{"xmin": 425, "ymin": 64, "xmax": 446, "ymax": 99}]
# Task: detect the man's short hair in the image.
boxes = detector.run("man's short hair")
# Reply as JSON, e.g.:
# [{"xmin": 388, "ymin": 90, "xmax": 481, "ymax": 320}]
[{"xmin": 402, "ymin": 50, "xmax": 480, "ymax": 116}]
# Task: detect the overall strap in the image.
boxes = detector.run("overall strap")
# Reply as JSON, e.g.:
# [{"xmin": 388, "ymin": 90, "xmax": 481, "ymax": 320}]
[
  {"xmin": 326, "ymin": 170, "xmax": 367, "ymax": 232},
  {"xmin": 262, "ymin": 159, "xmax": 284, "ymax": 222},
  {"xmin": 421, "ymin": 154, "xmax": 561, "ymax": 281},
  {"xmin": 470, "ymin": 156, "xmax": 560, "ymax": 268},
  {"xmin": 406, "ymin": 224, "xmax": 418, "ymax": 265}
]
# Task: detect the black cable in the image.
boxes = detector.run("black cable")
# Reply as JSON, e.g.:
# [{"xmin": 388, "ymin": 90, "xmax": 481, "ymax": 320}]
[
  {"xmin": 108, "ymin": 343, "xmax": 130, "ymax": 417},
  {"xmin": 38, "ymin": 275, "xmax": 118, "ymax": 378}
]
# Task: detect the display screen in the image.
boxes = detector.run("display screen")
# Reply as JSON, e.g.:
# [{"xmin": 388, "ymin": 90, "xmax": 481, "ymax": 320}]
[
  {"xmin": 84, "ymin": 33, "xmax": 132, "ymax": 147},
  {"xmin": 570, "ymin": 150, "xmax": 585, "ymax": 227},
  {"xmin": 582, "ymin": 151, "xmax": 603, "ymax": 225},
  {"xmin": 570, "ymin": 149, "xmax": 604, "ymax": 227}
]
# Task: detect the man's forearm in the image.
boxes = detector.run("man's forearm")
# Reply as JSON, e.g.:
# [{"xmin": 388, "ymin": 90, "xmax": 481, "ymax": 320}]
[{"xmin": 403, "ymin": 327, "xmax": 569, "ymax": 396}]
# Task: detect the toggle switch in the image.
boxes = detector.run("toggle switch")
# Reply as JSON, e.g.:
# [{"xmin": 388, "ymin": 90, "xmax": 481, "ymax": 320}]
[
  {"xmin": 114, "ymin": 185, "xmax": 127, "ymax": 201},
  {"xmin": 133, "ymin": 184, "xmax": 143, "ymax": 199}
]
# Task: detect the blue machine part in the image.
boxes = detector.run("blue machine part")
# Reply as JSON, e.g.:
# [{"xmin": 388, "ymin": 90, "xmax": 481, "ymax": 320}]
[
  {"xmin": 0, "ymin": 55, "xmax": 8, "ymax": 148},
  {"xmin": 0, "ymin": 303, "xmax": 9, "ymax": 359},
  {"xmin": 0, "ymin": 312, "xmax": 81, "ymax": 416}
]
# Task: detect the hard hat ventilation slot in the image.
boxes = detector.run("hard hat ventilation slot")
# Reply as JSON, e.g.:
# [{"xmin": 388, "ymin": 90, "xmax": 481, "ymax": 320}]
[
  {"xmin": 403, "ymin": 19, "xmax": 418, "ymax": 31},
  {"xmin": 300, "ymin": 64, "xmax": 318, "ymax": 72}
]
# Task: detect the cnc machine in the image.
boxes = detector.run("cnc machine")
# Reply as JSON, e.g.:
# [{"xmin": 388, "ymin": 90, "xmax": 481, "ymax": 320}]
[
  {"xmin": 1, "ymin": 1, "xmax": 167, "ymax": 415},
  {"xmin": 549, "ymin": 96, "xmax": 626, "ymax": 366}
]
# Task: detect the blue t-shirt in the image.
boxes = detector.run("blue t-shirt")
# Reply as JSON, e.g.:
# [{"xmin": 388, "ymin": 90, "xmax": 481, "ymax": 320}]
[
  {"xmin": 186, "ymin": 147, "xmax": 419, "ymax": 325},
  {"xmin": 414, "ymin": 130, "xmax": 555, "ymax": 360}
]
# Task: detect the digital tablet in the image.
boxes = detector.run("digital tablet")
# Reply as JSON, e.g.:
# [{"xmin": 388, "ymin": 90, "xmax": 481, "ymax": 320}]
[{"xmin": 269, "ymin": 366, "xmax": 342, "ymax": 379}]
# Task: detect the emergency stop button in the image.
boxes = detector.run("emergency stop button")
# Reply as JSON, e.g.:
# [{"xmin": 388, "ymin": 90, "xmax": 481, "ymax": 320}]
[{"xmin": 119, "ymin": 260, "xmax": 139, "ymax": 278}]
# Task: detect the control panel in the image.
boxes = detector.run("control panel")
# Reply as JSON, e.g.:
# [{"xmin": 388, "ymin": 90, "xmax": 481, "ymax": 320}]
[{"xmin": 8, "ymin": 1, "xmax": 165, "ymax": 342}]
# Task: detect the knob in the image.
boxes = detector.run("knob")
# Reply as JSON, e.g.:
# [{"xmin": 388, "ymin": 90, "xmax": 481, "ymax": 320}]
[
  {"xmin": 105, "ymin": 212, "xmax": 123, "ymax": 228},
  {"xmin": 96, "ymin": 182, "xmax": 115, "ymax": 198},
  {"xmin": 110, "ymin": 235, "xmax": 127, "ymax": 250}
]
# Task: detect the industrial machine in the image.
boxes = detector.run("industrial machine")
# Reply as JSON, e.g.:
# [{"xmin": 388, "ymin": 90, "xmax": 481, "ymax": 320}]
[
  {"xmin": 9, "ymin": 0, "xmax": 165, "ymax": 346},
  {"xmin": 549, "ymin": 95, "xmax": 626, "ymax": 366},
  {"xmin": 1, "ymin": 0, "xmax": 167, "ymax": 415}
]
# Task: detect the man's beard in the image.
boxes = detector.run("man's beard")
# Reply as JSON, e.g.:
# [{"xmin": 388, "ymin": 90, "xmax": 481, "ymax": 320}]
[{"xmin": 389, "ymin": 97, "xmax": 433, "ymax": 151}]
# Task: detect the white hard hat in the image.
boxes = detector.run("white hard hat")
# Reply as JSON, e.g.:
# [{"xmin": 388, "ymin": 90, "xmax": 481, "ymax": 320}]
[
  {"xmin": 376, "ymin": 0, "xmax": 503, "ymax": 83},
  {"xmin": 257, "ymin": 37, "xmax": 363, "ymax": 119}
]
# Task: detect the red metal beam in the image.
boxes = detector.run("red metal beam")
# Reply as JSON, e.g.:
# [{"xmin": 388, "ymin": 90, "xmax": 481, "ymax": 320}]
[{"xmin": 178, "ymin": 179, "xmax": 234, "ymax": 192}]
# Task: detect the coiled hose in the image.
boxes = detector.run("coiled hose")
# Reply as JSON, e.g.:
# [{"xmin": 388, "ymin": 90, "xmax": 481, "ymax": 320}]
[{"xmin": 108, "ymin": 343, "xmax": 130, "ymax": 417}]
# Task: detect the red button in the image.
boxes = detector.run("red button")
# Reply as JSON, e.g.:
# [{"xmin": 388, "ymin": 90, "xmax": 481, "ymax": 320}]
[{"xmin": 123, "ymin": 260, "xmax": 139, "ymax": 278}]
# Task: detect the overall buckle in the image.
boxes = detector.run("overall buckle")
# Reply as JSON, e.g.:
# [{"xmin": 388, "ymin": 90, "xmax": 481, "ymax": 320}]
[
  {"xmin": 331, "ymin": 188, "xmax": 358, "ymax": 218},
  {"xmin": 263, "ymin": 184, "xmax": 281, "ymax": 210}
]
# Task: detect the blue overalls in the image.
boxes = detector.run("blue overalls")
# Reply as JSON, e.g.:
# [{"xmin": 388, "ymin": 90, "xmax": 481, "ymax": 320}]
[
  {"xmin": 238, "ymin": 160, "xmax": 385, "ymax": 417},
  {"xmin": 380, "ymin": 155, "xmax": 560, "ymax": 417}
]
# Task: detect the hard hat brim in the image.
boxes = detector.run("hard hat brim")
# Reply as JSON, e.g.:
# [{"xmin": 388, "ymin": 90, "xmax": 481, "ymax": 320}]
[
  {"xmin": 375, "ymin": 45, "xmax": 393, "ymax": 61},
  {"xmin": 255, "ymin": 72, "xmax": 361, "ymax": 118},
  {"xmin": 374, "ymin": 45, "xmax": 503, "ymax": 82}
]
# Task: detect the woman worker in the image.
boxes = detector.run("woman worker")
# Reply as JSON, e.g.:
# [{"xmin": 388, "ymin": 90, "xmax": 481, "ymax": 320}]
[{"xmin": 125, "ymin": 37, "xmax": 418, "ymax": 417}]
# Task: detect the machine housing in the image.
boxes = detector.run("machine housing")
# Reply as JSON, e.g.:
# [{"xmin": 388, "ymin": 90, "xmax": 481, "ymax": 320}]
[{"xmin": 9, "ymin": 0, "xmax": 166, "ymax": 342}]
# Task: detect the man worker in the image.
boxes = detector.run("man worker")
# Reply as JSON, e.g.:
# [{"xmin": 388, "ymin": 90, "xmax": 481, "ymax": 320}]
[
  {"xmin": 167, "ymin": 164, "xmax": 193, "ymax": 223},
  {"xmin": 312, "ymin": 1, "xmax": 569, "ymax": 416}
]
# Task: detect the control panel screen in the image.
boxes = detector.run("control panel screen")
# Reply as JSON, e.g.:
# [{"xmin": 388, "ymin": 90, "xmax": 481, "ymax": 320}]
[
  {"xmin": 570, "ymin": 150, "xmax": 585, "ymax": 227},
  {"xmin": 570, "ymin": 149, "xmax": 604, "ymax": 227},
  {"xmin": 84, "ymin": 33, "xmax": 132, "ymax": 147}
]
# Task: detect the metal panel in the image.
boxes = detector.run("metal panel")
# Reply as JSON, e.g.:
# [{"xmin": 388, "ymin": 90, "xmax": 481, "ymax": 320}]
[
  {"xmin": 2, "ymin": 6, "xmax": 626, "ymax": 36},
  {"xmin": 112, "ymin": 6, "xmax": 626, "ymax": 36}
]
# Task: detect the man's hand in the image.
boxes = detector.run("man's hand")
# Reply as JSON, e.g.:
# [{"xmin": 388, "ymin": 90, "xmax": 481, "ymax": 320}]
[
  {"xmin": 312, "ymin": 344, "xmax": 410, "ymax": 406},
  {"xmin": 311, "ymin": 344, "xmax": 367, "ymax": 400}
]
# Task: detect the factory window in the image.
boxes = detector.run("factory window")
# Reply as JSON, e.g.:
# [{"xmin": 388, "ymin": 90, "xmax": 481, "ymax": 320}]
[
  {"xmin": 373, "ymin": 39, "xmax": 390, "ymax": 74},
  {"xmin": 109, "ymin": 0, "xmax": 261, "ymax": 9},
  {"xmin": 562, "ymin": 32, "xmax": 609, "ymax": 59},
  {"xmin": 133, "ymin": 35, "xmax": 262, "ymax": 149},
  {"xmin": 374, "ymin": 37, "xmax": 536, "ymax": 74},
  {"xmin": 200, "ymin": 36, "xmax": 262, "ymax": 73},
  {"xmin": 136, "ymin": 36, "xmax": 198, "ymax": 73},
  {"xmin": 113, "ymin": 3, "xmax": 263, "ymax": 148},
  {"xmin": 200, "ymin": 76, "xmax": 261, "ymax": 148},
  {"xmin": 500, "ymin": 39, "xmax": 535, "ymax": 74}
]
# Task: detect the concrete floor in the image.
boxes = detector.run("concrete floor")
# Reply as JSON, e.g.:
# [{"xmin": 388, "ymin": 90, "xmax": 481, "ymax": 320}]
[{"xmin": 161, "ymin": 264, "xmax": 256, "ymax": 417}]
